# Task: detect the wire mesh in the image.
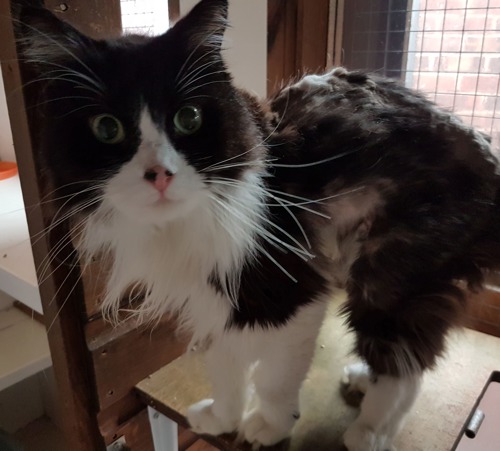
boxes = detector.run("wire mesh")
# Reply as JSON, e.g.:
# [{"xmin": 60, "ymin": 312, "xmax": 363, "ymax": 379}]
[{"xmin": 342, "ymin": 0, "xmax": 500, "ymax": 154}]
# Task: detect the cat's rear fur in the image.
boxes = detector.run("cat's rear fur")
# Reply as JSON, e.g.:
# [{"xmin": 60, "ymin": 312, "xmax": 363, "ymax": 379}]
[{"xmin": 16, "ymin": 0, "xmax": 500, "ymax": 449}]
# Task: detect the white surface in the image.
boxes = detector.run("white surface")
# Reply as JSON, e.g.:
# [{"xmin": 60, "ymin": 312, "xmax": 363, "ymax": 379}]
[
  {"xmin": 0, "ymin": 307, "xmax": 51, "ymax": 392},
  {"xmin": 148, "ymin": 406, "xmax": 179, "ymax": 451},
  {"xmin": 180, "ymin": 0, "xmax": 267, "ymax": 98},
  {"xmin": 0, "ymin": 174, "xmax": 42, "ymax": 313},
  {"xmin": 0, "ymin": 71, "xmax": 16, "ymax": 162}
]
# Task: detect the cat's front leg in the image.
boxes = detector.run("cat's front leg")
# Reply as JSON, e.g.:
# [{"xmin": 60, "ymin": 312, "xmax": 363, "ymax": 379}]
[
  {"xmin": 240, "ymin": 302, "xmax": 327, "ymax": 447},
  {"xmin": 187, "ymin": 338, "xmax": 248, "ymax": 436}
]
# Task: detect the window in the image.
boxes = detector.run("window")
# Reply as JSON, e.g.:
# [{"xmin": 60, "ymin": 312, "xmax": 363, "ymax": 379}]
[
  {"xmin": 120, "ymin": 0, "xmax": 169, "ymax": 35},
  {"xmin": 341, "ymin": 0, "xmax": 500, "ymax": 155}
]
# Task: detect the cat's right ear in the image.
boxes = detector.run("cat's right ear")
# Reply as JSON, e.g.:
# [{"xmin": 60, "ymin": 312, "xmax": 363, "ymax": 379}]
[{"xmin": 14, "ymin": 3, "xmax": 95, "ymax": 71}]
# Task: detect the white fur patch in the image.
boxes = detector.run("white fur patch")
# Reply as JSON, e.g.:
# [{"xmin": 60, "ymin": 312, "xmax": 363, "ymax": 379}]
[
  {"xmin": 343, "ymin": 363, "xmax": 422, "ymax": 451},
  {"xmin": 78, "ymin": 107, "xmax": 267, "ymax": 341},
  {"xmin": 187, "ymin": 299, "xmax": 330, "ymax": 446}
]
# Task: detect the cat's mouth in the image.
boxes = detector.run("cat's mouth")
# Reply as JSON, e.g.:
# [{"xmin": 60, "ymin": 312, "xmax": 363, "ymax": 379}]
[{"xmin": 151, "ymin": 196, "xmax": 176, "ymax": 206}]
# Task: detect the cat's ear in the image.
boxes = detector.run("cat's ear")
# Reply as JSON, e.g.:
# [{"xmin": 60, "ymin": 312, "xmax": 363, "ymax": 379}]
[
  {"xmin": 15, "ymin": 4, "xmax": 96, "ymax": 70},
  {"xmin": 169, "ymin": 0, "xmax": 229, "ymax": 51}
]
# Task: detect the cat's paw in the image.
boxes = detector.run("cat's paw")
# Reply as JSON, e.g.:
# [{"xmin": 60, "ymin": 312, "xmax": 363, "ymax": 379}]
[
  {"xmin": 343, "ymin": 421, "xmax": 395, "ymax": 451},
  {"xmin": 240, "ymin": 409, "xmax": 292, "ymax": 447},
  {"xmin": 343, "ymin": 362, "xmax": 371, "ymax": 393},
  {"xmin": 187, "ymin": 399, "xmax": 238, "ymax": 436},
  {"xmin": 341, "ymin": 362, "xmax": 372, "ymax": 406}
]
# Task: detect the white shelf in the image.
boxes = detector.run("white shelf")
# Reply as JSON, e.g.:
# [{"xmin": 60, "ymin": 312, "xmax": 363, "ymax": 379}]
[
  {"xmin": 0, "ymin": 307, "xmax": 51, "ymax": 392},
  {"xmin": 0, "ymin": 175, "xmax": 42, "ymax": 314}
]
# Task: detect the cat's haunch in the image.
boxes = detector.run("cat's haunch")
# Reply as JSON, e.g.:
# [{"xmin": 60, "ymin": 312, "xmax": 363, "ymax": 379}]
[{"xmin": 16, "ymin": 0, "xmax": 500, "ymax": 449}]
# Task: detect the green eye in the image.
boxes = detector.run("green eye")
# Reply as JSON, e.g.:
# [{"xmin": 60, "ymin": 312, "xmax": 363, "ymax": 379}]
[
  {"xmin": 90, "ymin": 114, "xmax": 125, "ymax": 144},
  {"xmin": 173, "ymin": 106, "xmax": 202, "ymax": 136}
]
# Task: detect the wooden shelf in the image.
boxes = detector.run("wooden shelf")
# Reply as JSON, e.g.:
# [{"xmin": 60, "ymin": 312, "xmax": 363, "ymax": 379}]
[
  {"xmin": 136, "ymin": 294, "xmax": 500, "ymax": 451},
  {"xmin": 0, "ymin": 306, "xmax": 51, "ymax": 392},
  {"xmin": 0, "ymin": 175, "xmax": 42, "ymax": 314}
]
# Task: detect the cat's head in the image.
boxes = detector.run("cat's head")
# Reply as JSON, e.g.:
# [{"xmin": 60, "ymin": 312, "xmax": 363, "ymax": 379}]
[{"xmin": 18, "ymin": 0, "xmax": 266, "ymax": 226}]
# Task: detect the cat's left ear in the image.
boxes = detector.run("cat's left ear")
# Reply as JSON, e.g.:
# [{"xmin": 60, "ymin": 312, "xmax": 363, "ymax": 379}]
[{"xmin": 168, "ymin": 0, "xmax": 229, "ymax": 52}]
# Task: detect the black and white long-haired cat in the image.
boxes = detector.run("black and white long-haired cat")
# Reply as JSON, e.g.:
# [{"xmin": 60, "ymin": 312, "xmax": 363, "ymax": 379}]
[{"xmin": 16, "ymin": 0, "xmax": 500, "ymax": 449}]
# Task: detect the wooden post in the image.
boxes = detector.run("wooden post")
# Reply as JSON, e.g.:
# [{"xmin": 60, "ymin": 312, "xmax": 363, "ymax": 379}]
[
  {"xmin": 0, "ymin": 1, "xmax": 121, "ymax": 449},
  {"xmin": 267, "ymin": 0, "xmax": 333, "ymax": 95}
]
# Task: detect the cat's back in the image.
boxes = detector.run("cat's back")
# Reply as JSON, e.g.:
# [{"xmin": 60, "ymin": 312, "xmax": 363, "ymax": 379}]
[
  {"xmin": 267, "ymin": 67, "xmax": 499, "ymax": 191},
  {"xmin": 264, "ymin": 68, "xmax": 500, "ymax": 285}
]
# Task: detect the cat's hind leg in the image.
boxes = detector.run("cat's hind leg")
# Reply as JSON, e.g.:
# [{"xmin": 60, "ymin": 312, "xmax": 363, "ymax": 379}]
[
  {"xmin": 341, "ymin": 295, "xmax": 463, "ymax": 450},
  {"xmin": 342, "ymin": 363, "xmax": 421, "ymax": 451}
]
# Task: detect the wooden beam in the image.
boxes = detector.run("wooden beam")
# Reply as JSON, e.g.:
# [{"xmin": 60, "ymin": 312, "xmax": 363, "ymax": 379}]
[
  {"xmin": 86, "ymin": 315, "xmax": 187, "ymax": 411},
  {"xmin": 0, "ymin": 1, "xmax": 122, "ymax": 449},
  {"xmin": 267, "ymin": 0, "xmax": 332, "ymax": 95},
  {"xmin": 44, "ymin": 0, "xmax": 122, "ymax": 37},
  {"xmin": 296, "ymin": 0, "xmax": 330, "ymax": 74},
  {"xmin": 168, "ymin": 0, "xmax": 180, "ymax": 26}
]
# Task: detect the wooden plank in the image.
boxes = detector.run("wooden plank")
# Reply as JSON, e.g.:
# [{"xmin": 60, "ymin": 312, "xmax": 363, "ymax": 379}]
[
  {"xmin": 178, "ymin": 426, "xmax": 199, "ymax": 451},
  {"xmin": 466, "ymin": 288, "xmax": 500, "ymax": 338},
  {"xmin": 113, "ymin": 408, "xmax": 154, "ymax": 451},
  {"xmin": 86, "ymin": 315, "xmax": 188, "ymax": 410},
  {"xmin": 296, "ymin": 0, "xmax": 330, "ymax": 74},
  {"xmin": 44, "ymin": 0, "xmax": 122, "ymax": 38},
  {"xmin": 332, "ymin": 0, "xmax": 345, "ymax": 67},
  {"xmin": 267, "ymin": 0, "xmax": 298, "ymax": 95},
  {"xmin": 168, "ymin": 0, "xmax": 180, "ymax": 26},
  {"xmin": 0, "ymin": 2, "xmax": 122, "ymax": 449},
  {"xmin": 81, "ymin": 258, "xmax": 111, "ymax": 319},
  {"xmin": 186, "ymin": 439, "xmax": 220, "ymax": 451},
  {"xmin": 97, "ymin": 392, "xmax": 147, "ymax": 445},
  {"xmin": 136, "ymin": 293, "xmax": 500, "ymax": 451}
]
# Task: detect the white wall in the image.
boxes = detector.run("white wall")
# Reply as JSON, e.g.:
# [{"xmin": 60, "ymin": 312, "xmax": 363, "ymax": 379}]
[
  {"xmin": 180, "ymin": 0, "xmax": 267, "ymax": 98},
  {"xmin": 0, "ymin": 71, "xmax": 16, "ymax": 162}
]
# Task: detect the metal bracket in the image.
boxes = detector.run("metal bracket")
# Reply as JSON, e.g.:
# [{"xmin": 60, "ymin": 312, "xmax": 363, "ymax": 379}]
[{"xmin": 106, "ymin": 436, "xmax": 129, "ymax": 451}]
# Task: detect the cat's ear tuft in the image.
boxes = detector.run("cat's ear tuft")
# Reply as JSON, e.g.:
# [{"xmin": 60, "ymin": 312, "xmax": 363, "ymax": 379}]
[
  {"xmin": 15, "ymin": 4, "xmax": 94, "ymax": 70},
  {"xmin": 170, "ymin": 0, "xmax": 229, "ymax": 51}
]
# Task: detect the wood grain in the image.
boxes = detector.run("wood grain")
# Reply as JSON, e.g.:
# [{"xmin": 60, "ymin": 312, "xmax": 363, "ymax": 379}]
[
  {"xmin": 0, "ymin": 2, "xmax": 115, "ymax": 449},
  {"xmin": 87, "ymin": 315, "xmax": 188, "ymax": 411},
  {"xmin": 466, "ymin": 288, "xmax": 500, "ymax": 338},
  {"xmin": 44, "ymin": 0, "xmax": 122, "ymax": 39},
  {"xmin": 136, "ymin": 293, "xmax": 500, "ymax": 451}
]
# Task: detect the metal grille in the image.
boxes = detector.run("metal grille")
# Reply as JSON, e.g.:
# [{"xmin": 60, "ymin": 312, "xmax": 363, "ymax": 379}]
[
  {"xmin": 342, "ymin": 0, "xmax": 500, "ymax": 155},
  {"xmin": 120, "ymin": 0, "xmax": 169, "ymax": 35}
]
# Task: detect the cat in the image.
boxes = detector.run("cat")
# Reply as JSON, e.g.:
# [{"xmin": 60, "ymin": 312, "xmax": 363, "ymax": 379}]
[{"xmin": 16, "ymin": 0, "xmax": 500, "ymax": 449}]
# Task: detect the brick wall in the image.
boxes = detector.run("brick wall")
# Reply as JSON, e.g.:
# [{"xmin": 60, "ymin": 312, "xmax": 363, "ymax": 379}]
[{"xmin": 408, "ymin": 0, "xmax": 500, "ymax": 155}]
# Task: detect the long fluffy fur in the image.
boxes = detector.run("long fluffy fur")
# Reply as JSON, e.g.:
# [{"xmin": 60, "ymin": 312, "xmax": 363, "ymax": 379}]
[{"xmin": 16, "ymin": 1, "xmax": 500, "ymax": 449}]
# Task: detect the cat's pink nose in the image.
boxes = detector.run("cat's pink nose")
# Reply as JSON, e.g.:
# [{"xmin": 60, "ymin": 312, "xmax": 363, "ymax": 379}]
[{"xmin": 144, "ymin": 165, "xmax": 174, "ymax": 193}]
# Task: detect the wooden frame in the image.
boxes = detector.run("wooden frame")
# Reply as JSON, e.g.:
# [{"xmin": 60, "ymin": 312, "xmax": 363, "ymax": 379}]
[
  {"xmin": 267, "ymin": 0, "xmax": 335, "ymax": 95},
  {"xmin": 0, "ymin": 2, "xmax": 187, "ymax": 450}
]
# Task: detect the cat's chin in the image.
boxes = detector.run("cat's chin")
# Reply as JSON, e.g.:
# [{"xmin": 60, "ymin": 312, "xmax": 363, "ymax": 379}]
[{"xmin": 111, "ymin": 197, "xmax": 202, "ymax": 227}]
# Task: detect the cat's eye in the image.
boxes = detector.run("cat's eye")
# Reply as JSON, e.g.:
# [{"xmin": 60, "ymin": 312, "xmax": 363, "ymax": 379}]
[
  {"xmin": 90, "ymin": 114, "xmax": 125, "ymax": 144},
  {"xmin": 173, "ymin": 106, "xmax": 202, "ymax": 136}
]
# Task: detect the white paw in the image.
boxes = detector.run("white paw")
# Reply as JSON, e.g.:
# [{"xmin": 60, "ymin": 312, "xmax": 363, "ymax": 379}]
[
  {"xmin": 187, "ymin": 399, "xmax": 238, "ymax": 436},
  {"xmin": 344, "ymin": 421, "xmax": 395, "ymax": 451},
  {"xmin": 240, "ymin": 409, "xmax": 292, "ymax": 447},
  {"xmin": 342, "ymin": 362, "xmax": 372, "ymax": 394}
]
